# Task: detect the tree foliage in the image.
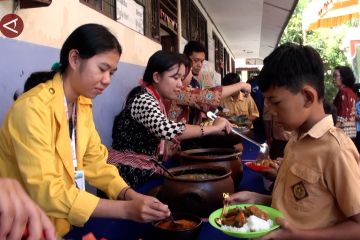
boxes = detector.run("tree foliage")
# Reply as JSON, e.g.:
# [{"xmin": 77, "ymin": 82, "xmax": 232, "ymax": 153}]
[
  {"xmin": 280, "ymin": 0, "xmax": 306, "ymax": 45},
  {"xmin": 280, "ymin": 0, "xmax": 351, "ymax": 102}
]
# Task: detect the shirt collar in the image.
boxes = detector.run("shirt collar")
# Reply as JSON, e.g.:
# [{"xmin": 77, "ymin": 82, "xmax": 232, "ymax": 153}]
[
  {"xmin": 230, "ymin": 92, "xmax": 244, "ymax": 102},
  {"xmin": 294, "ymin": 115, "xmax": 334, "ymax": 140}
]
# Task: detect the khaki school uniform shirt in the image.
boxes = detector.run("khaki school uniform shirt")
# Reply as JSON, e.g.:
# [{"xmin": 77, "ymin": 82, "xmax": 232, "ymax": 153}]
[
  {"xmin": 272, "ymin": 115, "xmax": 360, "ymax": 230},
  {"xmin": 220, "ymin": 92, "xmax": 259, "ymax": 119}
]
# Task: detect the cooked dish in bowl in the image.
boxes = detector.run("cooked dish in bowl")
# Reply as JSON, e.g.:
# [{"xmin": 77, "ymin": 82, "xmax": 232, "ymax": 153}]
[
  {"xmin": 244, "ymin": 159, "xmax": 277, "ymax": 171},
  {"xmin": 220, "ymin": 205, "xmax": 272, "ymax": 232},
  {"xmin": 173, "ymin": 173, "xmax": 219, "ymax": 180},
  {"xmin": 155, "ymin": 219, "xmax": 198, "ymax": 231},
  {"xmin": 152, "ymin": 213, "xmax": 202, "ymax": 240}
]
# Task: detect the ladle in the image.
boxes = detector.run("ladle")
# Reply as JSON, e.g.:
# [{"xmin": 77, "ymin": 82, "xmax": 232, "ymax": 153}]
[
  {"xmin": 150, "ymin": 159, "xmax": 175, "ymax": 177},
  {"xmin": 206, "ymin": 111, "xmax": 269, "ymax": 155}
]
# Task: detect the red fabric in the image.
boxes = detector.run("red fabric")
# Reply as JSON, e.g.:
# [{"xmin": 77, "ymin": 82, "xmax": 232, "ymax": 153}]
[
  {"xmin": 333, "ymin": 86, "xmax": 356, "ymax": 121},
  {"xmin": 107, "ymin": 148, "xmax": 164, "ymax": 174},
  {"xmin": 82, "ymin": 233, "xmax": 97, "ymax": 240}
]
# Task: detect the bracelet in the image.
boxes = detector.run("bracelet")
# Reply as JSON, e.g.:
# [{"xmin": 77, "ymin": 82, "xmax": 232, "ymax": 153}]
[
  {"xmin": 200, "ymin": 125, "xmax": 205, "ymax": 137},
  {"xmin": 121, "ymin": 186, "xmax": 131, "ymax": 200}
]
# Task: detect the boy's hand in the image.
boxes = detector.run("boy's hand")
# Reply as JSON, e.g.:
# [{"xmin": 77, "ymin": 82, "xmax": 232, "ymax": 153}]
[
  {"xmin": 260, "ymin": 217, "xmax": 301, "ymax": 240},
  {"xmin": 225, "ymin": 191, "xmax": 270, "ymax": 205},
  {"xmin": 261, "ymin": 158, "xmax": 283, "ymax": 181}
]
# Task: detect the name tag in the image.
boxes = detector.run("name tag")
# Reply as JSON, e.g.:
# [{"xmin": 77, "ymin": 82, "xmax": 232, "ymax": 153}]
[{"xmin": 74, "ymin": 170, "xmax": 85, "ymax": 190}]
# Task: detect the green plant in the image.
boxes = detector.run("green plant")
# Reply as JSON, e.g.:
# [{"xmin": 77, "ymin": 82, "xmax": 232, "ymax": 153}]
[{"xmin": 280, "ymin": 0, "xmax": 351, "ymax": 102}]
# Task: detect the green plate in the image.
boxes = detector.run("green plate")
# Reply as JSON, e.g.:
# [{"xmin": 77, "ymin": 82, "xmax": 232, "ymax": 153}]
[{"xmin": 208, "ymin": 204, "xmax": 282, "ymax": 239}]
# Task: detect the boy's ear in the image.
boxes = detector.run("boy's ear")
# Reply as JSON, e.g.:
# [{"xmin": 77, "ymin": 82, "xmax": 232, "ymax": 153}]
[{"xmin": 302, "ymin": 86, "xmax": 316, "ymax": 108}]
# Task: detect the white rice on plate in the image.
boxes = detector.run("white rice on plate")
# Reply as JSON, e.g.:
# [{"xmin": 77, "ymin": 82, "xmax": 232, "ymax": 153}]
[{"xmin": 221, "ymin": 215, "xmax": 273, "ymax": 233}]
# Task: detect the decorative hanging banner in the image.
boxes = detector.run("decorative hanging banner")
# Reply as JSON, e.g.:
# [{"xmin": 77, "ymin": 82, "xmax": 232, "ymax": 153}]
[{"xmin": 160, "ymin": 8, "xmax": 177, "ymax": 32}]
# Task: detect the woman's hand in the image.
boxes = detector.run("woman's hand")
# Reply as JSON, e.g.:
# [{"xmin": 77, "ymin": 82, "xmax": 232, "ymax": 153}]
[
  {"xmin": 125, "ymin": 192, "xmax": 170, "ymax": 222},
  {"xmin": 241, "ymin": 82, "xmax": 252, "ymax": 93},
  {"xmin": 211, "ymin": 117, "xmax": 232, "ymax": 134},
  {"xmin": 225, "ymin": 191, "xmax": 271, "ymax": 205},
  {"xmin": 0, "ymin": 178, "xmax": 56, "ymax": 240}
]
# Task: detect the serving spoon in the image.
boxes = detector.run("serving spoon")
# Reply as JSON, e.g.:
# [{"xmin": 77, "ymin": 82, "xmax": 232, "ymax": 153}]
[
  {"xmin": 150, "ymin": 158, "xmax": 175, "ymax": 177},
  {"xmin": 206, "ymin": 111, "xmax": 269, "ymax": 155}
]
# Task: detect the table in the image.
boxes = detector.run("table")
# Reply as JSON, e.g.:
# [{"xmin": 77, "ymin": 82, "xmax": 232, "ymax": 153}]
[{"xmin": 64, "ymin": 140, "xmax": 270, "ymax": 240}]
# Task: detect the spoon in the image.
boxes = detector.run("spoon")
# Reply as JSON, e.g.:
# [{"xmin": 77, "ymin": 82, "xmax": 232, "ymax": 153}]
[
  {"xmin": 214, "ymin": 193, "xmax": 230, "ymax": 227},
  {"xmin": 206, "ymin": 111, "xmax": 270, "ymax": 155},
  {"xmin": 150, "ymin": 159, "xmax": 175, "ymax": 177},
  {"xmin": 168, "ymin": 214, "xmax": 183, "ymax": 229},
  {"xmin": 214, "ymin": 217, "xmax": 223, "ymax": 227}
]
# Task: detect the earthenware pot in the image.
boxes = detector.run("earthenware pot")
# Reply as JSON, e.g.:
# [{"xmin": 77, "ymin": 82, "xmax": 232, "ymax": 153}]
[
  {"xmin": 177, "ymin": 148, "xmax": 243, "ymax": 185},
  {"xmin": 157, "ymin": 165, "xmax": 234, "ymax": 218}
]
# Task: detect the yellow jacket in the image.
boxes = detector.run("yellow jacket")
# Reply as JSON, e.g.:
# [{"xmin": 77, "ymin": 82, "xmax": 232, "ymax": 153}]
[{"xmin": 0, "ymin": 73, "xmax": 128, "ymax": 236}]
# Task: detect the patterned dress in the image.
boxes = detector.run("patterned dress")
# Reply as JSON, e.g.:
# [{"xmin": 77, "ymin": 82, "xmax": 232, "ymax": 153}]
[
  {"xmin": 110, "ymin": 87, "xmax": 185, "ymax": 188},
  {"xmin": 163, "ymin": 86, "xmax": 222, "ymax": 157},
  {"xmin": 333, "ymin": 86, "xmax": 356, "ymax": 138},
  {"xmin": 165, "ymin": 86, "xmax": 222, "ymax": 123}
]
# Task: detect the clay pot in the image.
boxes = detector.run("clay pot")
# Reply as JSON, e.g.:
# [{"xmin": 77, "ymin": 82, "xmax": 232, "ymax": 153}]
[
  {"xmin": 157, "ymin": 165, "xmax": 234, "ymax": 218},
  {"xmin": 177, "ymin": 148, "xmax": 243, "ymax": 185}
]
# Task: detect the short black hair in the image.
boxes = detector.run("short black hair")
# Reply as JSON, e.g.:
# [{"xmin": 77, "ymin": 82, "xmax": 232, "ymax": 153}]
[
  {"xmin": 334, "ymin": 65, "xmax": 356, "ymax": 88},
  {"xmin": 354, "ymin": 83, "xmax": 360, "ymax": 97},
  {"xmin": 258, "ymin": 43, "xmax": 324, "ymax": 100},
  {"xmin": 222, "ymin": 73, "xmax": 240, "ymax": 86},
  {"xmin": 183, "ymin": 41, "xmax": 206, "ymax": 56},
  {"xmin": 181, "ymin": 54, "xmax": 192, "ymax": 78}
]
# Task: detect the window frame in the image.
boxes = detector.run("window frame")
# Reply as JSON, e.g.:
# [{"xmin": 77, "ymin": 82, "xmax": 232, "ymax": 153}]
[{"xmin": 80, "ymin": 0, "xmax": 116, "ymax": 20}]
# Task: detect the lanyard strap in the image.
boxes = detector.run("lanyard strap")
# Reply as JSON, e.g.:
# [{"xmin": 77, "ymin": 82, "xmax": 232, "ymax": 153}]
[{"xmin": 63, "ymin": 96, "xmax": 78, "ymax": 170}]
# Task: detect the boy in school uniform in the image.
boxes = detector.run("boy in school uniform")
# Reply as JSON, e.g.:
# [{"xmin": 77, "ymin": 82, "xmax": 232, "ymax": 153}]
[{"xmin": 227, "ymin": 43, "xmax": 360, "ymax": 239}]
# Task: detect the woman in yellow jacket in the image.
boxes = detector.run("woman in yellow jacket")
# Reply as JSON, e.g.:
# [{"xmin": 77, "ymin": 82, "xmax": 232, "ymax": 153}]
[{"xmin": 0, "ymin": 24, "xmax": 170, "ymax": 237}]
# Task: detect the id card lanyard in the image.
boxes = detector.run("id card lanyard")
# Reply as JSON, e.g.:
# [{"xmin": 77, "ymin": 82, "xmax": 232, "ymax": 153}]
[{"xmin": 64, "ymin": 96, "xmax": 85, "ymax": 190}]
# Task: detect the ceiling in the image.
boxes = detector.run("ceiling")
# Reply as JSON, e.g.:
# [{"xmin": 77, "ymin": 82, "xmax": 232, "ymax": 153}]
[{"xmin": 199, "ymin": 0, "xmax": 298, "ymax": 61}]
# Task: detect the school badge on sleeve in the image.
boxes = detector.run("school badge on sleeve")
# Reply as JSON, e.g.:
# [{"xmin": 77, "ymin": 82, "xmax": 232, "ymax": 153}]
[{"xmin": 291, "ymin": 181, "xmax": 308, "ymax": 201}]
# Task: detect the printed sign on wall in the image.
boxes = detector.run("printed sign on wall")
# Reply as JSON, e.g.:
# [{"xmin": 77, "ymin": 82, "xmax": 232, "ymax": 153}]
[{"xmin": 116, "ymin": 0, "xmax": 144, "ymax": 35}]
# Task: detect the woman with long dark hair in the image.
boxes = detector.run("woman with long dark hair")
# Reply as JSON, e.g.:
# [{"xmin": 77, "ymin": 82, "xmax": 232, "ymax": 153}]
[
  {"xmin": 0, "ymin": 24, "xmax": 170, "ymax": 237},
  {"xmin": 110, "ymin": 50, "xmax": 232, "ymax": 187}
]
